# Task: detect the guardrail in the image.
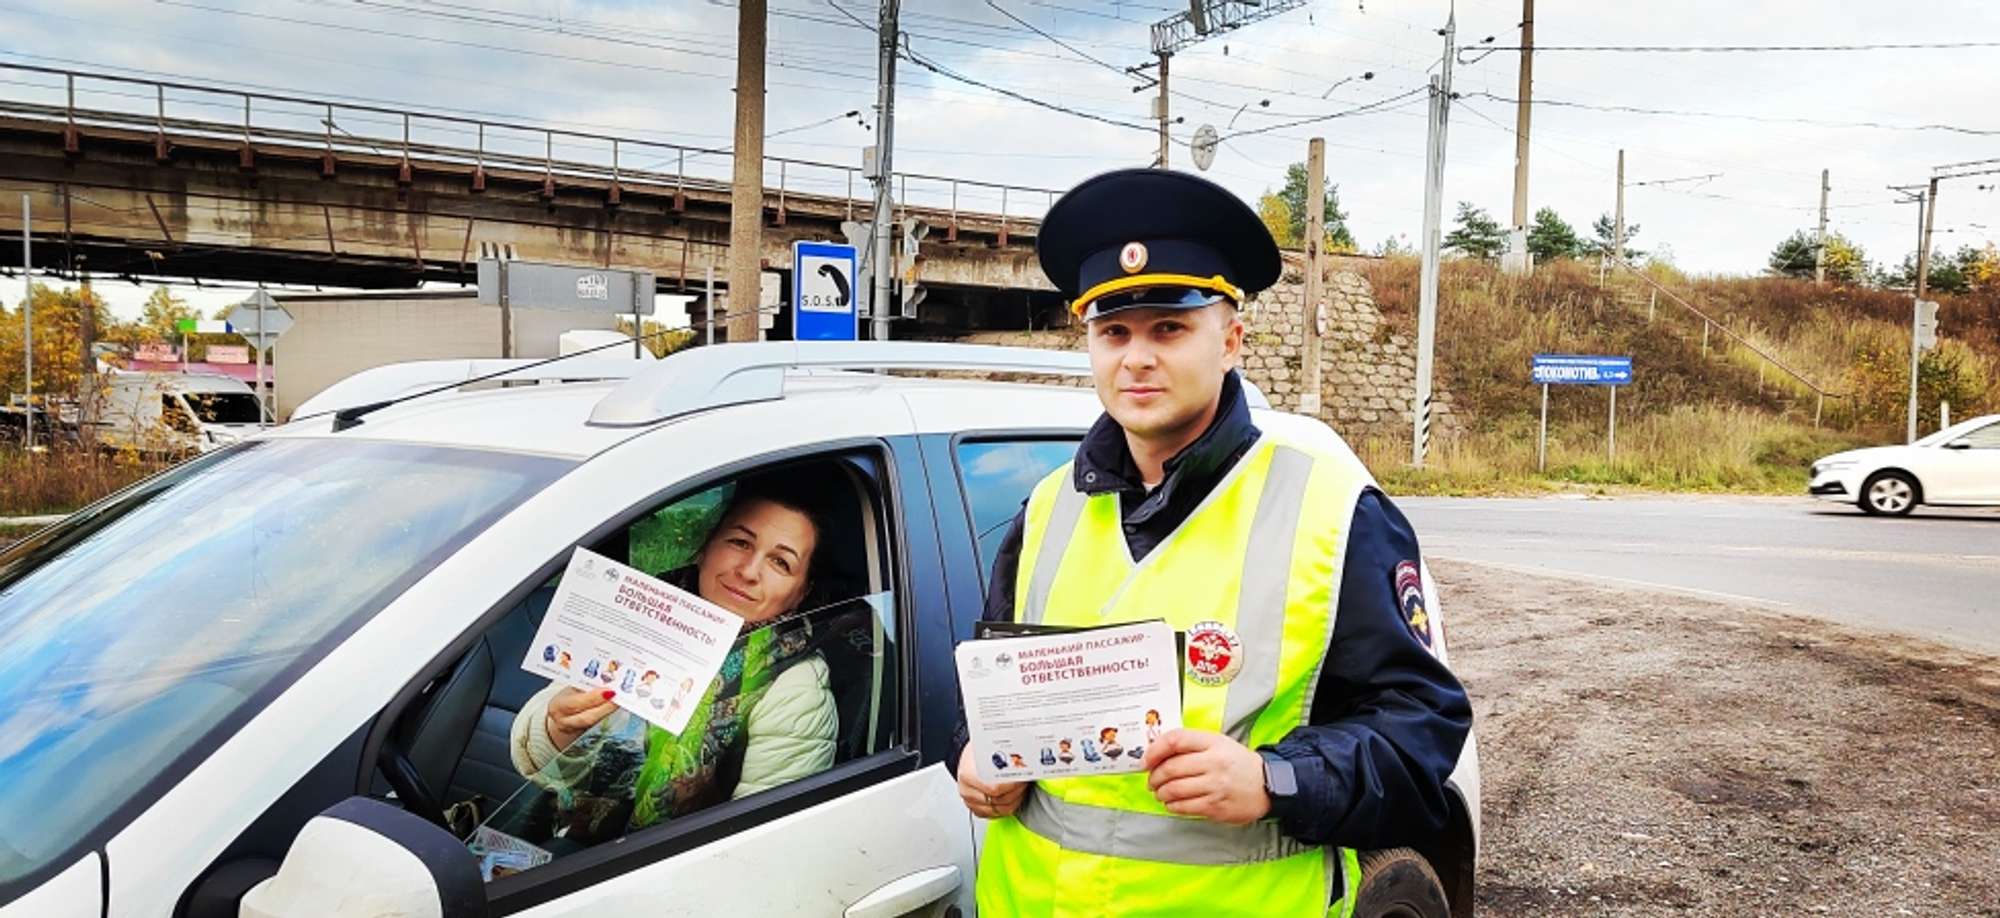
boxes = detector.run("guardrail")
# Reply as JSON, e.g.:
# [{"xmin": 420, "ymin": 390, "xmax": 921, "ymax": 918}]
[
  {"xmin": 1604, "ymin": 253, "xmax": 1844, "ymax": 425},
  {"xmin": 0, "ymin": 62, "xmax": 1061, "ymax": 238}
]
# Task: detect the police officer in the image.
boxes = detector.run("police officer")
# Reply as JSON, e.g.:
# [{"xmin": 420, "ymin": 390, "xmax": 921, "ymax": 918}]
[{"xmin": 955, "ymin": 168, "xmax": 1473, "ymax": 918}]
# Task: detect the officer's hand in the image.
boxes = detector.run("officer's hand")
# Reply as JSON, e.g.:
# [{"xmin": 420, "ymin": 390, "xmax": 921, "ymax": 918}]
[
  {"xmin": 1142, "ymin": 728, "xmax": 1270, "ymax": 825},
  {"xmin": 546, "ymin": 688, "xmax": 619, "ymax": 751},
  {"xmin": 957, "ymin": 744, "xmax": 1029, "ymax": 819}
]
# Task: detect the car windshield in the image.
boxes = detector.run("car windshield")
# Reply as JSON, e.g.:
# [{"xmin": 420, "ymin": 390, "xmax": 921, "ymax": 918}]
[
  {"xmin": 182, "ymin": 391, "xmax": 264, "ymax": 425},
  {"xmin": 0, "ymin": 439, "xmax": 571, "ymax": 889}
]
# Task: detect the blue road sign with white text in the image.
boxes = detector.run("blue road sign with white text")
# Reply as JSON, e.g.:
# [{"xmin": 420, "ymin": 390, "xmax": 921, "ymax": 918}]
[
  {"xmin": 1532, "ymin": 354, "xmax": 1633, "ymax": 385},
  {"xmin": 793, "ymin": 241, "xmax": 859, "ymax": 341}
]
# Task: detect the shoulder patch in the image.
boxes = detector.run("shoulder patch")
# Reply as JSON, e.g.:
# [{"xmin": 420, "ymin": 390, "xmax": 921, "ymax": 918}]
[{"xmin": 1394, "ymin": 560, "xmax": 1432, "ymax": 651}]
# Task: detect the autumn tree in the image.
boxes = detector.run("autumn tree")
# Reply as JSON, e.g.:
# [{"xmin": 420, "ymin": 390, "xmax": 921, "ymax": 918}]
[
  {"xmin": 1257, "ymin": 193, "xmax": 1296, "ymax": 248},
  {"xmin": 138, "ymin": 288, "xmax": 199, "ymax": 342},
  {"xmin": 1525, "ymin": 207, "xmax": 1584, "ymax": 262},
  {"xmin": 0, "ymin": 283, "xmax": 113, "ymax": 402},
  {"xmin": 1443, "ymin": 202, "xmax": 1506, "ymax": 260},
  {"xmin": 1588, "ymin": 213, "xmax": 1644, "ymax": 260},
  {"xmin": 1262, "ymin": 163, "xmax": 1356, "ymax": 252},
  {"xmin": 1878, "ymin": 245, "xmax": 1996, "ymax": 293},
  {"xmin": 1768, "ymin": 230, "xmax": 1869, "ymax": 283}
]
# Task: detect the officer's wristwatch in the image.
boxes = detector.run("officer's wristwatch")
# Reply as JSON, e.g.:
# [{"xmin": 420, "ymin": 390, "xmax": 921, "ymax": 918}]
[{"xmin": 1257, "ymin": 750, "xmax": 1298, "ymax": 800}]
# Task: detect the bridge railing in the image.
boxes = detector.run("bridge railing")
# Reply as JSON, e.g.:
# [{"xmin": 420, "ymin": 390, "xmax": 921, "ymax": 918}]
[{"xmin": 0, "ymin": 62, "xmax": 1061, "ymax": 236}]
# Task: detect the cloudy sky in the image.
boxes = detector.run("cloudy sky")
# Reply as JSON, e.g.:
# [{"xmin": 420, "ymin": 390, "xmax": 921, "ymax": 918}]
[{"xmin": 6, "ymin": 0, "xmax": 1999, "ymax": 320}]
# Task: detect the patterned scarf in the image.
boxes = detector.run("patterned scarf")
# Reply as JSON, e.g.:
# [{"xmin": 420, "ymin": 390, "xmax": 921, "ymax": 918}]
[
  {"xmin": 512, "ymin": 594, "xmax": 819, "ymax": 845},
  {"xmin": 627, "ymin": 617, "xmax": 814, "ymax": 827}
]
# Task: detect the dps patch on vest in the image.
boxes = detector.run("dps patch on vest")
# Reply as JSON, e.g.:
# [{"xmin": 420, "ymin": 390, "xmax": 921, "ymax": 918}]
[
  {"xmin": 1395, "ymin": 560, "xmax": 1432, "ymax": 651},
  {"xmin": 1185, "ymin": 621, "xmax": 1244, "ymax": 686}
]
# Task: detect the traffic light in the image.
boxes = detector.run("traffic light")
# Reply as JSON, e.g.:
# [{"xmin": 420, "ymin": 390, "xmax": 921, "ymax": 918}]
[{"xmin": 1916, "ymin": 299, "xmax": 1941, "ymax": 352}]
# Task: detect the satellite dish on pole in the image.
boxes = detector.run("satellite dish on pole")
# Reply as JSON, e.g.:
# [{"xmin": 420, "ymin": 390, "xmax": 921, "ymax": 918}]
[{"xmin": 1191, "ymin": 124, "xmax": 1219, "ymax": 171}]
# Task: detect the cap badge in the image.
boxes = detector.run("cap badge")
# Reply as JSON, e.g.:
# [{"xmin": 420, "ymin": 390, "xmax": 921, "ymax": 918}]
[
  {"xmin": 1185, "ymin": 620, "xmax": 1244, "ymax": 687},
  {"xmin": 1119, "ymin": 241, "xmax": 1149, "ymax": 274}
]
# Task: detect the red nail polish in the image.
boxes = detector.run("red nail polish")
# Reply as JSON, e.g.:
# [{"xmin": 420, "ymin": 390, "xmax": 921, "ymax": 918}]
[{"xmin": 602, "ymin": 690, "xmax": 616, "ymax": 700}]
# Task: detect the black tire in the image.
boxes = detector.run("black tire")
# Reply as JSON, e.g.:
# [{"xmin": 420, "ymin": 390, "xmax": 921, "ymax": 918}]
[
  {"xmin": 1858, "ymin": 470, "xmax": 1920, "ymax": 517},
  {"xmin": 1352, "ymin": 847, "xmax": 1451, "ymax": 918}
]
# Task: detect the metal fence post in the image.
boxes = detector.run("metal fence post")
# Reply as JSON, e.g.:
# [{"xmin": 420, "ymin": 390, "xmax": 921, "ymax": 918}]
[
  {"xmin": 609, "ymin": 138, "xmax": 622, "ymax": 206},
  {"xmin": 154, "ymin": 85, "xmax": 170, "ymax": 161},
  {"xmin": 239, "ymin": 94, "xmax": 254, "ymax": 168},
  {"xmin": 63, "ymin": 73, "xmax": 78, "ymax": 154},
  {"xmin": 1538, "ymin": 383, "xmax": 1549, "ymax": 472},
  {"xmin": 674, "ymin": 148, "xmax": 686, "ymax": 211},
  {"xmin": 399, "ymin": 113, "xmax": 413, "ymax": 185},
  {"xmin": 998, "ymin": 186, "xmax": 1010, "ymax": 246},
  {"xmin": 472, "ymin": 122, "xmax": 486, "ymax": 191},
  {"xmin": 541, "ymin": 131, "xmax": 556, "ymax": 199}
]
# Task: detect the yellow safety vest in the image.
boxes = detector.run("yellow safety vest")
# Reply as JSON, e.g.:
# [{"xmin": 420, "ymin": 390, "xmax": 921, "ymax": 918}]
[{"xmin": 977, "ymin": 436, "xmax": 1371, "ymax": 918}]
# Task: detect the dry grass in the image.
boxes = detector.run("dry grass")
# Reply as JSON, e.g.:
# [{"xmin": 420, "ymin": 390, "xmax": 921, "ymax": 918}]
[
  {"xmin": 1359, "ymin": 405, "xmax": 1875, "ymax": 496},
  {"xmin": 0, "ymin": 448, "xmax": 167, "ymax": 516},
  {"xmin": 1348, "ymin": 256, "xmax": 1999, "ymax": 468}
]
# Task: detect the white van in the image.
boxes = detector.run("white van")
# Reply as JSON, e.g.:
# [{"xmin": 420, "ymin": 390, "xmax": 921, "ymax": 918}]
[{"xmin": 96, "ymin": 372, "xmax": 265, "ymax": 454}]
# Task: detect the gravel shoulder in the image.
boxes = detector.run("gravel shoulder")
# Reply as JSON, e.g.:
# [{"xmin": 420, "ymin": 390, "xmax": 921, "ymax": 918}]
[{"xmin": 1439, "ymin": 559, "xmax": 2000, "ymax": 917}]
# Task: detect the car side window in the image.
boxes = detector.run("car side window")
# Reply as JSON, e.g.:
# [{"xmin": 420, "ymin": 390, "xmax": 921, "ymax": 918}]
[
  {"xmin": 408, "ymin": 452, "xmax": 902, "ymax": 883},
  {"xmin": 1960, "ymin": 422, "xmax": 2000, "ymax": 448},
  {"xmin": 953, "ymin": 439, "xmax": 1079, "ymax": 588},
  {"xmin": 160, "ymin": 394, "xmax": 198, "ymax": 433}
]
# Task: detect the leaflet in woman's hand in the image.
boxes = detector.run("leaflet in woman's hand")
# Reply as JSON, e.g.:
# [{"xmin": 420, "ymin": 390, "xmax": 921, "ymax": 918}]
[
  {"xmin": 520, "ymin": 547, "xmax": 744, "ymax": 734},
  {"xmin": 956, "ymin": 620, "xmax": 1182, "ymax": 783}
]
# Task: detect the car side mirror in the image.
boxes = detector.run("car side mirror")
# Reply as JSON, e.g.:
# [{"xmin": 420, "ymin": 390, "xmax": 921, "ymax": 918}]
[
  {"xmin": 1944, "ymin": 441, "xmax": 1972, "ymax": 450},
  {"xmin": 239, "ymin": 797, "xmax": 486, "ymax": 918}
]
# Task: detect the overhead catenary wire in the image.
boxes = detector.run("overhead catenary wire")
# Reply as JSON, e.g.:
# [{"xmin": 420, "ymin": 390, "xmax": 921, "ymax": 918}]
[
  {"xmin": 1461, "ymin": 91, "xmax": 2000, "ymax": 136},
  {"xmin": 982, "ymin": 0, "xmax": 1139, "ymax": 81},
  {"xmin": 1471, "ymin": 40, "xmax": 2000, "ymax": 53},
  {"xmin": 902, "ymin": 39, "xmax": 1156, "ymax": 133},
  {"xmin": 1220, "ymin": 85, "xmax": 1429, "ymax": 140}
]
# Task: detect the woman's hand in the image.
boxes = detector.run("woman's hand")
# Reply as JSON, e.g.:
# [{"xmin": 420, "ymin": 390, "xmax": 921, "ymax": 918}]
[
  {"xmin": 545, "ymin": 688, "xmax": 619, "ymax": 751},
  {"xmin": 957, "ymin": 745, "xmax": 1029, "ymax": 819}
]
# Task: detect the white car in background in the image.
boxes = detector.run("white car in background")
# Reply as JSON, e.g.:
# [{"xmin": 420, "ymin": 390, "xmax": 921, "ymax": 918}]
[{"xmin": 1809, "ymin": 414, "xmax": 2000, "ymax": 515}]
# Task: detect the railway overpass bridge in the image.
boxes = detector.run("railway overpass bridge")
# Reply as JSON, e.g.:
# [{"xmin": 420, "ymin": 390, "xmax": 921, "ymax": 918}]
[{"xmin": 0, "ymin": 64, "xmax": 1068, "ymax": 332}]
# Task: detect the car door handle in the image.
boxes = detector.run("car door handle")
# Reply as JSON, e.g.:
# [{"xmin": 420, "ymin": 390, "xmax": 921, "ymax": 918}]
[{"xmin": 843, "ymin": 864, "xmax": 963, "ymax": 918}]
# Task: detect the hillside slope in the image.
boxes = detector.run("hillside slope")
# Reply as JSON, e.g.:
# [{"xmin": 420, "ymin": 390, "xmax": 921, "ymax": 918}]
[{"xmin": 1348, "ymin": 256, "xmax": 2000, "ymax": 492}]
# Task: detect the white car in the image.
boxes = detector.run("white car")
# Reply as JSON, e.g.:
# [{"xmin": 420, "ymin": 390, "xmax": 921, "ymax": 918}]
[
  {"xmin": 95, "ymin": 371, "xmax": 265, "ymax": 455},
  {"xmin": 1809, "ymin": 414, "xmax": 2000, "ymax": 515},
  {"xmin": 0, "ymin": 342, "xmax": 1480, "ymax": 918}
]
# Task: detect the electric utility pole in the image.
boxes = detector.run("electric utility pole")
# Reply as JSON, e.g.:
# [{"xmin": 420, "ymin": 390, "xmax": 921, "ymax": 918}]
[
  {"xmin": 725, "ymin": 0, "xmax": 767, "ymax": 343},
  {"xmin": 1142, "ymin": 2, "xmax": 1307, "ymax": 168},
  {"xmin": 1506, "ymin": 0, "xmax": 1533, "ymax": 274},
  {"xmin": 869, "ymin": 0, "xmax": 900, "ymax": 342},
  {"xmin": 1814, "ymin": 169, "xmax": 1829, "ymax": 285},
  {"xmin": 1155, "ymin": 52, "xmax": 1172, "ymax": 168},
  {"xmin": 1613, "ymin": 149, "xmax": 1626, "ymax": 262},
  {"xmin": 1413, "ymin": 10, "xmax": 1454, "ymax": 466},
  {"xmin": 18, "ymin": 193, "xmax": 30, "ymax": 452},
  {"xmin": 1300, "ymin": 137, "xmax": 1326, "ymax": 416},
  {"xmin": 1910, "ymin": 177, "xmax": 1939, "ymax": 443}
]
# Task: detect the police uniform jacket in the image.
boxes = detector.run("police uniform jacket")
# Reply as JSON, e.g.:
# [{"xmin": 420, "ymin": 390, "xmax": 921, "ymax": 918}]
[{"xmin": 972, "ymin": 368, "xmax": 1473, "ymax": 850}]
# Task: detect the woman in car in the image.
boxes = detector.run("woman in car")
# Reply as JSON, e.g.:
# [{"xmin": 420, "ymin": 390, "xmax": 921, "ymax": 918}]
[{"xmin": 504, "ymin": 474, "xmax": 839, "ymax": 844}]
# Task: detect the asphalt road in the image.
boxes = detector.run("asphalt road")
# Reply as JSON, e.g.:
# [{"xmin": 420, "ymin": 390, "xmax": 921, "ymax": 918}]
[{"xmin": 1401, "ymin": 495, "xmax": 2000, "ymax": 655}]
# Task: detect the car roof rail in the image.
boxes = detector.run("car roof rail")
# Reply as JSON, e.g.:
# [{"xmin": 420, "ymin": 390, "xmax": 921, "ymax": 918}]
[
  {"xmin": 586, "ymin": 340, "xmax": 1271, "ymax": 427},
  {"xmin": 294, "ymin": 357, "xmax": 646, "ymax": 422}
]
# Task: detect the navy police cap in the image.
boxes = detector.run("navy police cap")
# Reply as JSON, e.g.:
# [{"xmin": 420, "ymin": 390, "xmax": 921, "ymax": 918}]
[{"xmin": 1037, "ymin": 167, "xmax": 1282, "ymax": 320}]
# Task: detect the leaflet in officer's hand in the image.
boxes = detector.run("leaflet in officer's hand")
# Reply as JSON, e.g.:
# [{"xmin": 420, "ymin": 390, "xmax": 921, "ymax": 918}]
[
  {"xmin": 956, "ymin": 620, "xmax": 1181, "ymax": 784},
  {"xmin": 520, "ymin": 547, "xmax": 743, "ymax": 735}
]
